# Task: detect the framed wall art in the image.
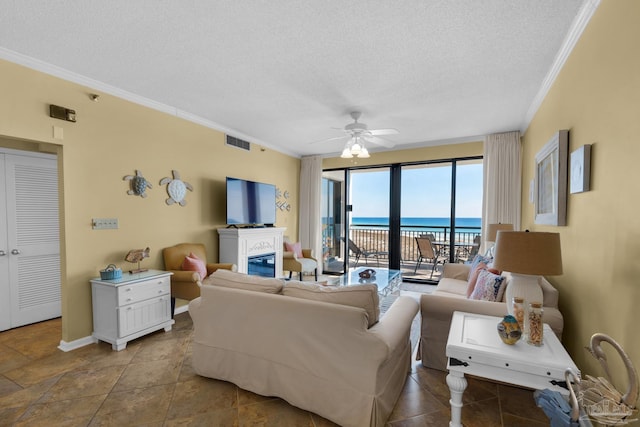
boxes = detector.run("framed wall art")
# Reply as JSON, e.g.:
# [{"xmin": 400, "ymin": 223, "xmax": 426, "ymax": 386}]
[
  {"xmin": 534, "ymin": 130, "xmax": 568, "ymax": 226},
  {"xmin": 570, "ymin": 144, "xmax": 591, "ymax": 194}
]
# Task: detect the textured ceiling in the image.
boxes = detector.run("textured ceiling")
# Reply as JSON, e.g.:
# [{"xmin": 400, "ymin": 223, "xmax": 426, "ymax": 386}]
[{"xmin": 0, "ymin": 1, "xmax": 595, "ymax": 157}]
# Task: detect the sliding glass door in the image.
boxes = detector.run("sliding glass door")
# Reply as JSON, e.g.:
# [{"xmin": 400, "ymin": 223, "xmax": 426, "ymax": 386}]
[
  {"xmin": 322, "ymin": 157, "xmax": 482, "ymax": 282},
  {"xmin": 400, "ymin": 159, "xmax": 482, "ymax": 281},
  {"xmin": 348, "ymin": 168, "xmax": 390, "ymax": 269},
  {"xmin": 321, "ymin": 170, "xmax": 346, "ymax": 274}
]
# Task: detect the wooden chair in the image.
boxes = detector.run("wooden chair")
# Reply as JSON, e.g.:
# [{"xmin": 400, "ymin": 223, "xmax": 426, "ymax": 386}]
[
  {"xmin": 414, "ymin": 237, "xmax": 447, "ymax": 278},
  {"xmin": 162, "ymin": 243, "xmax": 236, "ymax": 301}
]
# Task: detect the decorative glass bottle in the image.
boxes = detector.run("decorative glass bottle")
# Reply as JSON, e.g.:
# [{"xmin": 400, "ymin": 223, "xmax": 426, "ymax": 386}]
[
  {"xmin": 512, "ymin": 297, "xmax": 525, "ymax": 332},
  {"xmin": 527, "ymin": 302, "xmax": 544, "ymax": 346}
]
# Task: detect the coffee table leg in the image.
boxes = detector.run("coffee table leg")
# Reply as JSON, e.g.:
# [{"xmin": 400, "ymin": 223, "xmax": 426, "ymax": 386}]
[{"xmin": 446, "ymin": 370, "xmax": 467, "ymax": 427}]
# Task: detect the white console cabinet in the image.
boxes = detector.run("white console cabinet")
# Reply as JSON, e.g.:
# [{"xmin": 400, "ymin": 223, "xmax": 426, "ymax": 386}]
[
  {"xmin": 91, "ymin": 270, "xmax": 174, "ymax": 351},
  {"xmin": 218, "ymin": 227, "xmax": 285, "ymax": 277}
]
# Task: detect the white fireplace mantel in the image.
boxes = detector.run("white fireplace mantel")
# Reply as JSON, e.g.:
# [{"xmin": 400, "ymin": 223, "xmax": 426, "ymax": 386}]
[{"xmin": 217, "ymin": 227, "xmax": 285, "ymax": 277}]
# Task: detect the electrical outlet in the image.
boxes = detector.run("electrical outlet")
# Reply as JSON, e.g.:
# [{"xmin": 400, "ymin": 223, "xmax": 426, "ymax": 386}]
[{"xmin": 92, "ymin": 218, "xmax": 118, "ymax": 230}]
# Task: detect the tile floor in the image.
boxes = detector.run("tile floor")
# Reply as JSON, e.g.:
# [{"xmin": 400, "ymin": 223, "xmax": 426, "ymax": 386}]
[{"xmin": 0, "ymin": 312, "xmax": 550, "ymax": 426}]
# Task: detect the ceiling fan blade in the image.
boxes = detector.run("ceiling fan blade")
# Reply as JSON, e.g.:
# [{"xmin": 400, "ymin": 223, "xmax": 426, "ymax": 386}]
[
  {"xmin": 370, "ymin": 128, "xmax": 399, "ymax": 136},
  {"xmin": 308, "ymin": 135, "xmax": 348, "ymax": 145},
  {"xmin": 364, "ymin": 135, "xmax": 396, "ymax": 148}
]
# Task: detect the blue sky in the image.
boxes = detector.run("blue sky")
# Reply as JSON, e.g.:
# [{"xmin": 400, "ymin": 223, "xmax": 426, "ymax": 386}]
[{"xmin": 350, "ymin": 163, "xmax": 483, "ymax": 218}]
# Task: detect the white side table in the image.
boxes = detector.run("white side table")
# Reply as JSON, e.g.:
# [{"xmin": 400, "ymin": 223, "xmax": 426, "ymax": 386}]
[
  {"xmin": 445, "ymin": 311, "xmax": 579, "ymax": 427},
  {"xmin": 91, "ymin": 270, "xmax": 174, "ymax": 351}
]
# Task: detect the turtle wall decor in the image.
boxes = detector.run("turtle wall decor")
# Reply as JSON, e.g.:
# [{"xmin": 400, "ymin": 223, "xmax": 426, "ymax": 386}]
[
  {"xmin": 160, "ymin": 170, "xmax": 193, "ymax": 206},
  {"xmin": 123, "ymin": 170, "xmax": 152, "ymax": 198}
]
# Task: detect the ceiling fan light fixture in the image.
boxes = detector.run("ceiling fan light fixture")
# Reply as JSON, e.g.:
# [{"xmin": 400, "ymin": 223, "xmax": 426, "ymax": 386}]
[
  {"xmin": 350, "ymin": 142, "xmax": 362, "ymax": 155},
  {"xmin": 340, "ymin": 147, "xmax": 353, "ymax": 158},
  {"xmin": 357, "ymin": 147, "xmax": 370, "ymax": 158}
]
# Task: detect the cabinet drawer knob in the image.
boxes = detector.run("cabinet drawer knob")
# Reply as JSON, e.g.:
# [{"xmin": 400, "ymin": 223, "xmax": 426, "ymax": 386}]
[
  {"xmin": 126, "ymin": 298, "xmax": 132, "ymax": 302},
  {"xmin": 126, "ymin": 288, "xmax": 132, "ymax": 292}
]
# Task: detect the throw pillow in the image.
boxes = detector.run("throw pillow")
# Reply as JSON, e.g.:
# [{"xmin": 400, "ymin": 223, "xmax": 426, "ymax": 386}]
[
  {"xmin": 203, "ymin": 269, "xmax": 283, "ymax": 294},
  {"xmin": 283, "ymin": 281, "xmax": 380, "ymax": 327},
  {"xmin": 469, "ymin": 269, "xmax": 506, "ymax": 302},
  {"xmin": 284, "ymin": 241, "xmax": 303, "ymax": 258},
  {"xmin": 466, "ymin": 262, "xmax": 487, "ymax": 297},
  {"xmin": 467, "ymin": 254, "xmax": 492, "ymax": 280},
  {"xmin": 181, "ymin": 252, "xmax": 207, "ymax": 281}
]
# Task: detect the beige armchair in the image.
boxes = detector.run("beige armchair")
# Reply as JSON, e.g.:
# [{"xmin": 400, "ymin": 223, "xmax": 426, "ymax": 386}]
[
  {"xmin": 283, "ymin": 241, "xmax": 318, "ymax": 281},
  {"xmin": 162, "ymin": 243, "xmax": 236, "ymax": 300}
]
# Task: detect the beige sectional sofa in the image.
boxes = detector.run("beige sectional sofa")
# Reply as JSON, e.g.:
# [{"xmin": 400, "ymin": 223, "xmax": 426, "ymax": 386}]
[
  {"xmin": 418, "ymin": 263, "xmax": 564, "ymax": 371},
  {"xmin": 189, "ymin": 270, "xmax": 419, "ymax": 427}
]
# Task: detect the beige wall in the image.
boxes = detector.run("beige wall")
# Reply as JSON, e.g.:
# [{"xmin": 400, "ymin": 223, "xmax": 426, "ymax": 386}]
[
  {"xmin": 0, "ymin": 59, "xmax": 300, "ymax": 343},
  {"xmin": 522, "ymin": 0, "xmax": 639, "ymax": 385}
]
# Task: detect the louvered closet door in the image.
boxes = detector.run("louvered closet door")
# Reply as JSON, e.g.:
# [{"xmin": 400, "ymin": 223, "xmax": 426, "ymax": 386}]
[{"xmin": 4, "ymin": 153, "xmax": 60, "ymax": 329}]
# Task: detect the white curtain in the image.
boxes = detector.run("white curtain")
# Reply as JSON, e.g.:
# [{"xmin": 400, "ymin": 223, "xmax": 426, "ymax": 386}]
[
  {"xmin": 299, "ymin": 155, "xmax": 323, "ymax": 274},
  {"xmin": 482, "ymin": 131, "xmax": 522, "ymax": 251}
]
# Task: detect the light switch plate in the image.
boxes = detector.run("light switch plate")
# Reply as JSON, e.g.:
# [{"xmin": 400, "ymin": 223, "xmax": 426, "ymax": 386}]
[{"xmin": 92, "ymin": 218, "xmax": 118, "ymax": 229}]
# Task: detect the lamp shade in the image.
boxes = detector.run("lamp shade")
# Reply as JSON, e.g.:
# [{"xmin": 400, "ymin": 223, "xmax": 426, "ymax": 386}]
[
  {"xmin": 492, "ymin": 231, "xmax": 563, "ymax": 276},
  {"xmin": 486, "ymin": 223, "xmax": 513, "ymax": 242}
]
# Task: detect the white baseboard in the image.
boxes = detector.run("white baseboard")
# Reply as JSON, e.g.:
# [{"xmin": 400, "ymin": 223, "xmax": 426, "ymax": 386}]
[
  {"xmin": 58, "ymin": 305, "xmax": 189, "ymax": 352},
  {"xmin": 174, "ymin": 304, "xmax": 189, "ymax": 315},
  {"xmin": 58, "ymin": 335, "xmax": 97, "ymax": 352}
]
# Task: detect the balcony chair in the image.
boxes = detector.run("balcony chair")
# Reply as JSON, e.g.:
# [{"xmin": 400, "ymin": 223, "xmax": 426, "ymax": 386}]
[
  {"xmin": 414, "ymin": 236, "xmax": 447, "ymax": 278},
  {"xmin": 346, "ymin": 238, "xmax": 388, "ymax": 267},
  {"xmin": 162, "ymin": 242, "xmax": 236, "ymax": 301},
  {"xmin": 455, "ymin": 235, "xmax": 481, "ymax": 263},
  {"xmin": 283, "ymin": 240, "xmax": 318, "ymax": 281}
]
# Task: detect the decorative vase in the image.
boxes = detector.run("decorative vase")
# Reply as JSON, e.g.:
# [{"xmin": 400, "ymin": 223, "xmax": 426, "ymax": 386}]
[
  {"xmin": 527, "ymin": 302, "xmax": 544, "ymax": 346},
  {"xmin": 497, "ymin": 315, "xmax": 522, "ymax": 345}
]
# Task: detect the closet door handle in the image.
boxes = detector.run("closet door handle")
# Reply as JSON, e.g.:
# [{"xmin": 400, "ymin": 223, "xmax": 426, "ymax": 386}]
[
  {"xmin": 0, "ymin": 250, "xmax": 6, "ymax": 256},
  {"xmin": 11, "ymin": 249, "xmax": 21, "ymax": 255}
]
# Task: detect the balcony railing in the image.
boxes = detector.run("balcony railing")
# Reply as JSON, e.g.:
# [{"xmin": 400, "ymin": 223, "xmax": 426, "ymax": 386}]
[{"xmin": 349, "ymin": 224, "xmax": 480, "ymax": 263}]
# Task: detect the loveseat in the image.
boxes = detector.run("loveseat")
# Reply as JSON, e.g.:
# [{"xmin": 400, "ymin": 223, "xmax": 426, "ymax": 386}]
[
  {"xmin": 418, "ymin": 263, "xmax": 564, "ymax": 371},
  {"xmin": 189, "ymin": 269, "xmax": 419, "ymax": 427}
]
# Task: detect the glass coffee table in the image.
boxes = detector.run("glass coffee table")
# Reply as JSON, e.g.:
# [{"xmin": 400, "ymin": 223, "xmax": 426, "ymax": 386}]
[{"xmin": 333, "ymin": 267, "xmax": 402, "ymax": 297}]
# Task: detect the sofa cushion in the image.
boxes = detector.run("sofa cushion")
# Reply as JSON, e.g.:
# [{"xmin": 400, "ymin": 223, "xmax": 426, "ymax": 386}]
[
  {"xmin": 283, "ymin": 282, "xmax": 380, "ymax": 327},
  {"xmin": 203, "ymin": 269, "xmax": 283, "ymax": 294},
  {"xmin": 181, "ymin": 252, "xmax": 207, "ymax": 280},
  {"xmin": 469, "ymin": 269, "xmax": 506, "ymax": 302}
]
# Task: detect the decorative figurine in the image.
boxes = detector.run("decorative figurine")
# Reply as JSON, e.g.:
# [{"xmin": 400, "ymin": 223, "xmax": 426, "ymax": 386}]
[
  {"xmin": 160, "ymin": 170, "xmax": 193, "ymax": 206},
  {"xmin": 359, "ymin": 268, "xmax": 376, "ymax": 280},
  {"xmin": 123, "ymin": 170, "xmax": 153, "ymax": 198},
  {"xmin": 497, "ymin": 315, "xmax": 522, "ymax": 345},
  {"xmin": 125, "ymin": 247, "xmax": 150, "ymax": 273}
]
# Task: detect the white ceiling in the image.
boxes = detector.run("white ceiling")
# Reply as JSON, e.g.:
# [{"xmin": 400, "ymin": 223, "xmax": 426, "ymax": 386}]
[{"xmin": 0, "ymin": 1, "xmax": 597, "ymax": 158}]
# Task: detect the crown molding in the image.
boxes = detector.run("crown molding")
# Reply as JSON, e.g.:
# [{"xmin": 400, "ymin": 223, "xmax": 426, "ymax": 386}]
[
  {"xmin": 0, "ymin": 47, "xmax": 299, "ymax": 158},
  {"xmin": 521, "ymin": 0, "xmax": 600, "ymax": 134}
]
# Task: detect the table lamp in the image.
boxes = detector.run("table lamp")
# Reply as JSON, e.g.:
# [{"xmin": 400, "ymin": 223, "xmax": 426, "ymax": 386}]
[
  {"xmin": 485, "ymin": 223, "xmax": 513, "ymax": 257},
  {"xmin": 492, "ymin": 231, "xmax": 562, "ymax": 316}
]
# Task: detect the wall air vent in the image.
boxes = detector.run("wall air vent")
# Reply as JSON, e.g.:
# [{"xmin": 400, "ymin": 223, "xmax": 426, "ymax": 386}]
[{"xmin": 226, "ymin": 135, "xmax": 251, "ymax": 151}]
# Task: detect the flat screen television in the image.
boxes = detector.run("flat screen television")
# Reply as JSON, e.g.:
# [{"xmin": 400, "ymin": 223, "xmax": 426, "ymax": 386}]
[{"xmin": 226, "ymin": 177, "xmax": 276, "ymax": 226}]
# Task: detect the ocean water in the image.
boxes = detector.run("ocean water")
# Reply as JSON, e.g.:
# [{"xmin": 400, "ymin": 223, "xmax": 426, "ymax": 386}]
[{"xmin": 351, "ymin": 217, "xmax": 481, "ymax": 231}]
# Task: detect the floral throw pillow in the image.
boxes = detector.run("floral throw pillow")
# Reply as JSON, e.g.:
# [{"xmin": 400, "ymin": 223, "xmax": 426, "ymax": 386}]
[{"xmin": 469, "ymin": 269, "xmax": 506, "ymax": 302}]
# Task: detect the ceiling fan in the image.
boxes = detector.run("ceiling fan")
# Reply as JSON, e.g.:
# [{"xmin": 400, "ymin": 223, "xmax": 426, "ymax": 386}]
[{"xmin": 313, "ymin": 111, "xmax": 399, "ymax": 158}]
